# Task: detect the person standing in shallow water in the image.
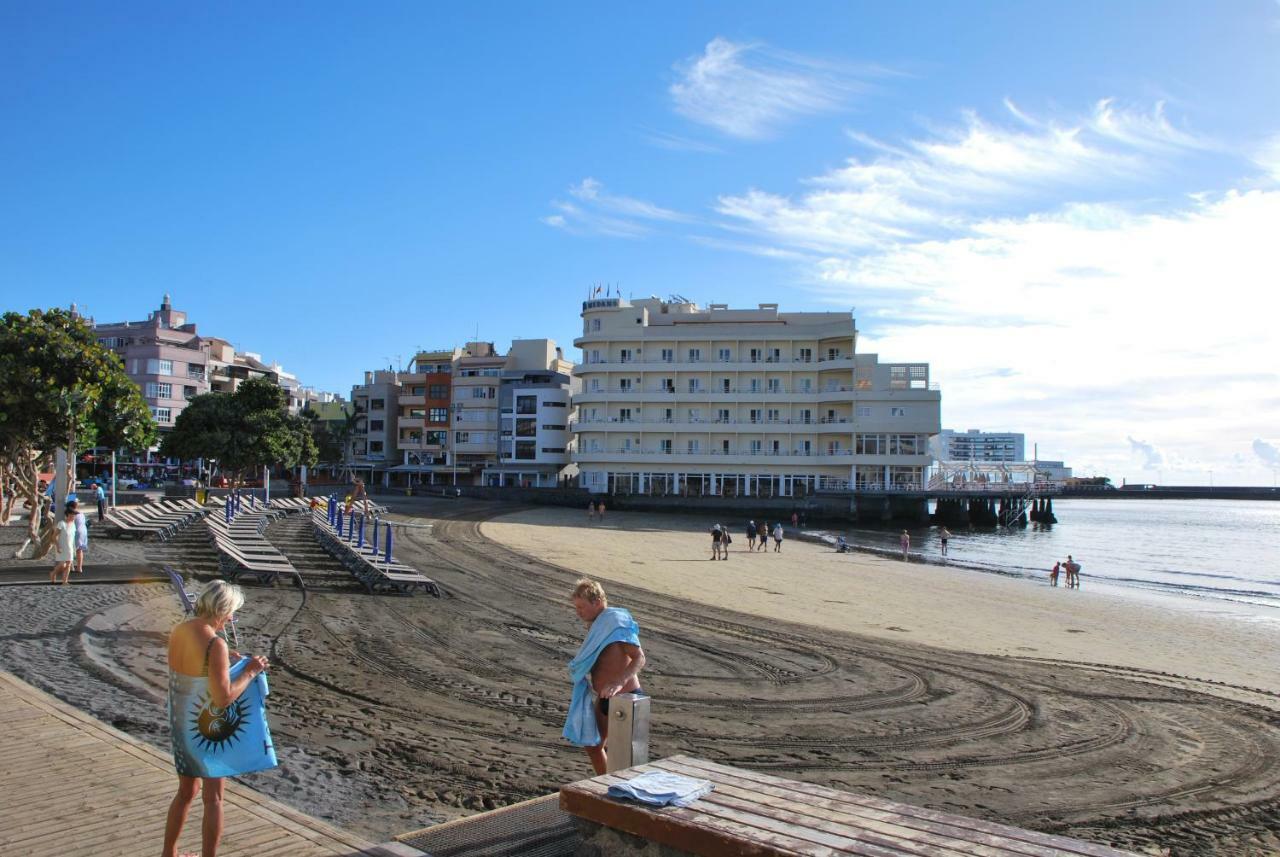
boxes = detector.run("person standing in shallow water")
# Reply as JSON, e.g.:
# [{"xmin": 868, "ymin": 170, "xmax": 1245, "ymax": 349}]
[
  {"xmin": 939, "ymin": 527, "xmax": 951, "ymax": 557},
  {"xmin": 900, "ymin": 530, "xmax": 910, "ymax": 560},
  {"xmin": 563, "ymin": 579, "xmax": 645, "ymax": 775}
]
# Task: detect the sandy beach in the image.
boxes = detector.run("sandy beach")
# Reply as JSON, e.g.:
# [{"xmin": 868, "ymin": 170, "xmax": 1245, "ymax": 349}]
[
  {"xmin": 2, "ymin": 498, "xmax": 1279, "ymax": 856},
  {"xmin": 483, "ymin": 507, "xmax": 1280, "ymax": 700}
]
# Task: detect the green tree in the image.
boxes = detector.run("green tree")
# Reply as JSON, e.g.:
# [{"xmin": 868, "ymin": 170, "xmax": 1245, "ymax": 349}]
[
  {"xmin": 0, "ymin": 308, "xmax": 155, "ymax": 552},
  {"xmin": 161, "ymin": 377, "xmax": 317, "ymax": 485}
]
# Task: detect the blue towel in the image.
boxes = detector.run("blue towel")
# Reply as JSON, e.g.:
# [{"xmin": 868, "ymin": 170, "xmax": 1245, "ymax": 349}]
[
  {"xmin": 562, "ymin": 607, "xmax": 640, "ymax": 746},
  {"xmin": 169, "ymin": 656, "xmax": 278, "ymax": 778},
  {"xmin": 607, "ymin": 771, "xmax": 714, "ymax": 807}
]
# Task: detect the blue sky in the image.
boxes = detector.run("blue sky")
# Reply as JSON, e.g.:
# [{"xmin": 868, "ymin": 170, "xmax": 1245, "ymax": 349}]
[{"xmin": 3, "ymin": 2, "xmax": 1279, "ymax": 484}]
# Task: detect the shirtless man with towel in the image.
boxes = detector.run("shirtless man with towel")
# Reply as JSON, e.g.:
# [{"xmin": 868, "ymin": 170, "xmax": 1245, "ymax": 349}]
[{"xmin": 564, "ymin": 578, "xmax": 646, "ymax": 774}]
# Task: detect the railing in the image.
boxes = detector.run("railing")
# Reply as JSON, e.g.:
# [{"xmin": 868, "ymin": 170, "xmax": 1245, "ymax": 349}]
[
  {"xmin": 570, "ymin": 417, "xmax": 854, "ymax": 427},
  {"xmin": 926, "ymin": 476, "xmax": 1061, "ymax": 495},
  {"xmin": 580, "ymin": 448, "xmax": 856, "ymax": 458},
  {"xmin": 580, "ymin": 385, "xmax": 862, "ymax": 396},
  {"xmin": 578, "ymin": 355, "xmax": 856, "ymax": 368}
]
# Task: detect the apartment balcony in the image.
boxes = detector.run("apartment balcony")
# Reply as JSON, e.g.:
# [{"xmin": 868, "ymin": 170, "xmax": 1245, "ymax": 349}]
[
  {"xmin": 573, "ymin": 387, "xmax": 868, "ymax": 404},
  {"xmin": 399, "ymin": 395, "xmax": 427, "ymax": 406},
  {"xmin": 573, "ymin": 355, "xmax": 857, "ymax": 373},
  {"xmin": 399, "ymin": 417, "xmax": 425, "ymax": 429},
  {"xmin": 574, "ymin": 448, "xmax": 859, "ymax": 466},
  {"xmin": 187, "ymin": 369, "xmax": 206, "ymax": 381},
  {"xmin": 570, "ymin": 418, "xmax": 856, "ymax": 432}
]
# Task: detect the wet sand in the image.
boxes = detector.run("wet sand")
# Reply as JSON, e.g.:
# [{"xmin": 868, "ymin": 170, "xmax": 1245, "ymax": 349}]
[
  {"xmin": 483, "ymin": 507, "xmax": 1280, "ymax": 699},
  {"xmin": 2, "ymin": 500, "xmax": 1279, "ymax": 855}
]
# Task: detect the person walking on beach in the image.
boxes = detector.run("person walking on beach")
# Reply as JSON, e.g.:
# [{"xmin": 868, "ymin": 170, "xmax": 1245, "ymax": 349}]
[
  {"xmin": 49, "ymin": 504, "xmax": 76, "ymax": 585},
  {"xmin": 756, "ymin": 520, "xmax": 769, "ymax": 551},
  {"xmin": 772, "ymin": 522, "xmax": 784, "ymax": 552},
  {"xmin": 721, "ymin": 524, "xmax": 731, "ymax": 558},
  {"xmin": 563, "ymin": 578, "xmax": 645, "ymax": 775},
  {"xmin": 710, "ymin": 524, "xmax": 723, "ymax": 560},
  {"xmin": 746, "ymin": 520, "xmax": 757, "ymax": 551},
  {"xmin": 587, "ymin": 499, "xmax": 596, "ymax": 522},
  {"xmin": 162, "ymin": 581, "xmax": 272, "ymax": 857},
  {"xmin": 1050, "ymin": 561, "xmax": 1060, "ymax": 587},
  {"xmin": 791, "ymin": 511, "xmax": 798, "ymax": 528},
  {"xmin": 899, "ymin": 530, "xmax": 910, "ymax": 560},
  {"xmin": 94, "ymin": 481, "xmax": 107, "ymax": 522},
  {"xmin": 69, "ymin": 499, "xmax": 88, "ymax": 574},
  {"xmin": 597, "ymin": 500, "xmax": 606, "ymax": 522},
  {"xmin": 939, "ymin": 527, "xmax": 951, "ymax": 557}
]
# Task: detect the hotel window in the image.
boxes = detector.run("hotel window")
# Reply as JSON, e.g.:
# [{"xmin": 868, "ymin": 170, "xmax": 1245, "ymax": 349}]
[
  {"xmin": 718, "ymin": 348, "xmax": 731, "ymax": 362},
  {"xmin": 768, "ymin": 349, "xmax": 781, "ymax": 362},
  {"xmin": 827, "ymin": 440, "xmax": 842, "ymax": 454},
  {"xmin": 455, "ymin": 431, "xmax": 470, "ymax": 443},
  {"xmin": 687, "ymin": 439, "xmax": 700, "ymax": 453},
  {"xmin": 370, "ymin": 420, "xmax": 384, "ymax": 431},
  {"xmin": 771, "ymin": 440, "xmax": 781, "ymax": 453},
  {"xmin": 516, "ymin": 395, "xmax": 537, "ymax": 415},
  {"xmin": 661, "ymin": 348, "xmax": 673, "ymax": 363},
  {"xmin": 687, "ymin": 408, "xmax": 701, "ymax": 422},
  {"xmin": 590, "ymin": 379, "xmax": 601, "ymax": 392},
  {"xmin": 591, "ymin": 318, "xmax": 601, "ymax": 332},
  {"xmin": 515, "ymin": 441, "xmax": 537, "ymax": 459},
  {"xmin": 827, "ymin": 348, "xmax": 841, "ymax": 360},
  {"xmin": 146, "ymin": 358, "xmax": 174, "ymax": 375},
  {"xmin": 799, "ymin": 378, "xmax": 812, "ymax": 393},
  {"xmin": 618, "ymin": 408, "xmax": 632, "ymax": 422},
  {"xmin": 590, "ymin": 439, "xmax": 601, "ymax": 451},
  {"xmin": 660, "ymin": 439, "xmax": 672, "ymax": 453},
  {"xmin": 183, "ymin": 386, "xmax": 197, "ymax": 400},
  {"xmin": 472, "ymin": 387, "xmax": 490, "ymax": 399},
  {"xmin": 429, "ymin": 407, "xmax": 448, "ymax": 422},
  {"xmin": 857, "ymin": 406, "xmax": 872, "ymax": 417},
  {"xmin": 720, "ymin": 378, "xmax": 731, "ymax": 392},
  {"xmin": 767, "ymin": 379, "xmax": 781, "ymax": 393},
  {"xmin": 688, "ymin": 378, "xmax": 702, "ymax": 392},
  {"xmin": 799, "ymin": 409, "xmax": 812, "ymax": 424},
  {"xmin": 716, "ymin": 408, "xmax": 730, "ymax": 423},
  {"xmin": 766, "ymin": 408, "xmax": 780, "ymax": 422},
  {"xmin": 856, "ymin": 434, "xmax": 885, "ymax": 455},
  {"xmin": 890, "ymin": 407, "xmax": 907, "ymax": 417},
  {"xmin": 749, "ymin": 408, "xmax": 762, "ymax": 423},
  {"xmin": 662, "ymin": 408, "xmax": 673, "ymax": 422},
  {"xmin": 800, "ymin": 440, "xmax": 812, "ymax": 455},
  {"xmin": 541, "ymin": 424, "xmax": 566, "ymax": 431},
  {"xmin": 151, "ymin": 407, "xmax": 172, "ymax": 423},
  {"xmin": 369, "ymin": 441, "xmax": 384, "ymax": 453},
  {"xmin": 749, "ymin": 348, "xmax": 762, "ymax": 363},
  {"xmin": 371, "ymin": 398, "xmax": 385, "ymax": 410},
  {"xmin": 590, "ymin": 349, "xmax": 601, "ymax": 363},
  {"xmin": 749, "ymin": 379, "xmax": 761, "ymax": 393},
  {"xmin": 662, "ymin": 378, "xmax": 674, "ymax": 392},
  {"xmin": 428, "ymin": 384, "xmax": 447, "ymax": 398},
  {"xmin": 687, "ymin": 348, "xmax": 701, "ymax": 362},
  {"xmin": 721, "ymin": 439, "xmax": 730, "ymax": 454},
  {"xmin": 749, "ymin": 440, "xmax": 762, "ymax": 454},
  {"xmin": 516, "ymin": 419, "xmax": 536, "ymax": 437},
  {"xmin": 145, "ymin": 382, "xmax": 172, "ymax": 399},
  {"xmin": 619, "ymin": 348, "xmax": 632, "ymax": 363},
  {"xmin": 619, "ymin": 378, "xmax": 632, "ymax": 392},
  {"xmin": 798, "ymin": 348, "xmax": 812, "ymax": 363},
  {"xmin": 425, "ymin": 431, "xmax": 446, "ymax": 444}
]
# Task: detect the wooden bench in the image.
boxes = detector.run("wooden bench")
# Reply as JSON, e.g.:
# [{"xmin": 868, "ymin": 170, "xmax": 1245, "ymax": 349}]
[{"xmin": 560, "ymin": 755, "xmax": 1139, "ymax": 857}]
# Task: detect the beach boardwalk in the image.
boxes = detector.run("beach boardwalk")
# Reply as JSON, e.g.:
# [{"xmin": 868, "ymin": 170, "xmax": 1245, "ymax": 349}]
[
  {"xmin": 0, "ymin": 670, "xmax": 413, "ymax": 857},
  {"xmin": 561, "ymin": 755, "xmax": 1142, "ymax": 857}
]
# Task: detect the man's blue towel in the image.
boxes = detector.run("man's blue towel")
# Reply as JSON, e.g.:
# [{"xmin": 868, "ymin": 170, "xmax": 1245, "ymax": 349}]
[
  {"xmin": 607, "ymin": 771, "xmax": 714, "ymax": 807},
  {"xmin": 562, "ymin": 607, "xmax": 640, "ymax": 747}
]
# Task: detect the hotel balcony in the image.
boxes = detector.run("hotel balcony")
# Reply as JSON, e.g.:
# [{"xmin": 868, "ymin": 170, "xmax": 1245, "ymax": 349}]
[
  {"xmin": 399, "ymin": 395, "xmax": 427, "ymax": 406},
  {"xmin": 573, "ymin": 355, "xmax": 857, "ymax": 373},
  {"xmin": 399, "ymin": 417, "xmax": 425, "ymax": 429},
  {"xmin": 574, "ymin": 448, "xmax": 858, "ymax": 466},
  {"xmin": 570, "ymin": 418, "xmax": 856, "ymax": 433}
]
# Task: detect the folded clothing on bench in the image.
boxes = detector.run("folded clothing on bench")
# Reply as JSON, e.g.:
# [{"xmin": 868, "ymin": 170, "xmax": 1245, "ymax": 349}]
[{"xmin": 607, "ymin": 771, "xmax": 713, "ymax": 808}]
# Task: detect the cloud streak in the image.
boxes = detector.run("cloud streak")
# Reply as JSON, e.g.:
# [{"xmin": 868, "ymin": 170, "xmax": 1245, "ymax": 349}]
[{"xmin": 669, "ymin": 37, "xmax": 875, "ymax": 139}]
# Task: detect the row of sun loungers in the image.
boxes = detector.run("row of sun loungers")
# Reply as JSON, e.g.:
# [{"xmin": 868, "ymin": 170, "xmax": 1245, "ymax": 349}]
[
  {"xmin": 102, "ymin": 498, "xmax": 209, "ymax": 540},
  {"xmin": 206, "ymin": 506, "xmax": 300, "ymax": 586},
  {"xmin": 310, "ymin": 507, "xmax": 438, "ymax": 596}
]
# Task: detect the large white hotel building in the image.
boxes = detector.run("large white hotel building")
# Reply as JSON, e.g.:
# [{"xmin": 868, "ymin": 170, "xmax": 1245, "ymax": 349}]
[{"xmin": 572, "ymin": 297, "xmax": 941, "ymax": 497}]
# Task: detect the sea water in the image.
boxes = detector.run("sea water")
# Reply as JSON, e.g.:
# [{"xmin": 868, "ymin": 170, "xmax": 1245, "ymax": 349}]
[{"xmin": 832, "ymin": 498, "xmax": 1280, "ymax": 610}]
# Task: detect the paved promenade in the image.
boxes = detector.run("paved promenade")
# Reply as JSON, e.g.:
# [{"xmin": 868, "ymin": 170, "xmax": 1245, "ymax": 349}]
[{"xmin": 0, "ymin": 670, "xmax": 414, "ymax": 857}]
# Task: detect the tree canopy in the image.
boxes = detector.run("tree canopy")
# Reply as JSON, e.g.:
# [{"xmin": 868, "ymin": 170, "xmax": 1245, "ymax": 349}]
[
  {"xmin": 161, "ymin": 377, "xmax": 317, "ymax": 479},
  {"xmin": 0, "ymin": 307, "xmax": 155, "ymax": 455}
]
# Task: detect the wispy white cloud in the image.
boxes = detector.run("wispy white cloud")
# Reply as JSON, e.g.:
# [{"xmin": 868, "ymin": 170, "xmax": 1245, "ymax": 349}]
[
  {"xmin": 1255, "ymin": 133, "xmax": 1280, "ymax": 182},
  {"xmin": 1255, "ymin": 438, "xmax": 1280, "ymax": 468},
  {"xmin": 640, "ymin": 128, "xmax": 724, "ymax": 154},
  {"xmin": 669, "ymin": 37, "xmax": 876, "ymax": 139},
  {"xmin": 542, "ymin": 179, "xmax": 692, "ymax": 238}
]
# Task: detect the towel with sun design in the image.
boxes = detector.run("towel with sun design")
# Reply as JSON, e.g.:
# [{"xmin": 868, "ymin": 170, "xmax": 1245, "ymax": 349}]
[{"xmin": 169, "ymin": 656, "xmax": 278, "ymax": 778}]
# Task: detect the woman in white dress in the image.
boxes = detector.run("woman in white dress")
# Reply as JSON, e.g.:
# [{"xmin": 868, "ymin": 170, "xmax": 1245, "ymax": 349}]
[{"xmin": 50, "ymin": 505, "xmax": 77, "ymax": 585}]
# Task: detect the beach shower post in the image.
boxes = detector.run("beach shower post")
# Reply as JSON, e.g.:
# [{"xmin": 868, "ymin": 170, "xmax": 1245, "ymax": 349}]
[{"xmin": 605, "ymin": 692, "xmax": 651, "ymax": 773}]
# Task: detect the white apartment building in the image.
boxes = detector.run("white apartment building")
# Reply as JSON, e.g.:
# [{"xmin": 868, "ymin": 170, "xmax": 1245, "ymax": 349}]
[
  {"xmin": 572, "ymin": 297, "xmax": 941, "ymax": 497},
  {"xmin": 493, "ymin": 339, "xmax": 577, "ymax": 487},
  {"xmin": 931, "ymin": 429, "xmax": 1026, "ymax": 463}
]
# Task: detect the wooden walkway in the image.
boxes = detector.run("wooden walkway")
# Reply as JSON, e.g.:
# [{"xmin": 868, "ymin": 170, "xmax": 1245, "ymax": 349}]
[{"xmin": 0, "ymin": 670, "xmax": 417, "ymax": 857}]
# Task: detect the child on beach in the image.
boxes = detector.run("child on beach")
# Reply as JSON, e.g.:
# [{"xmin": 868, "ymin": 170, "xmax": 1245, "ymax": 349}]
[
  {"xmin": 1050, "ymin": 561, "xmax": 1060, "ymax": 587},
  {"xmin": 756, "ymin": 520, "xmax": 768, "ymax": 551},
  {"xmin": 587, "ymin": 500, "xmax": 596, "ymax": 522}
]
